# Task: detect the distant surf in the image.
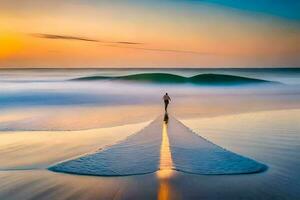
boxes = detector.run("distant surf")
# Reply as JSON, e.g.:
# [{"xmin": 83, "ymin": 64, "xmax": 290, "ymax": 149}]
[{"xmin": 71, "ymin": 73, "xmax": 280, "ymax": 85}]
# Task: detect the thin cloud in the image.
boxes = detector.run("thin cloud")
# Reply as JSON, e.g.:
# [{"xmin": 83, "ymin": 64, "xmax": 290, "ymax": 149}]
[
  {"xmin": 31, "ymin": 33, "xmax": 142, "ymax": 45},
  {"xmin": 116, "ymin": 41, "xmax": 142, "ymax": 45},
  {"xmin": 103, "ymin": 44, "xmax": 213, "ymax": 55},
  {"xmin": 30, "ymin": 33, "xmax": 213, "ymax": 55},
  {"xmin": 31, "ymin": 33, "xmax": 99, "ymax": 42}
]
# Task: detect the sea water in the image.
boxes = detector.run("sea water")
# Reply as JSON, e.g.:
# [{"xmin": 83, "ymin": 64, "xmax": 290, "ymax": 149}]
[
  {"xmin": 0, "ymin": 68, "xmax": 299, "ymax": 131},
  {"xmin": 0, "ymin": 68, "xmax": 300, "ymax": 199}
]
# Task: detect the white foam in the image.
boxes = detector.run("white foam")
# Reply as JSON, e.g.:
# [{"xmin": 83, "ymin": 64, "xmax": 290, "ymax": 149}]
[
  {"xmin": 49, "ymin": 119, "xmax": 162, "ymax": 176},
  {"xmin": 49, "ymin": 116, "xmax": 267, "ymax": 176},
  {"xmin": 168, "ymin": 118, "xmax": 267, "ymax": 174}
]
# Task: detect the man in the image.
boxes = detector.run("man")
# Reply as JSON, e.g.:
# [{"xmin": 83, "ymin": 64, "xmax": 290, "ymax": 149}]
[{"xmin": 163, "ymin": 93, "xmax": 171, "ymax": 112}]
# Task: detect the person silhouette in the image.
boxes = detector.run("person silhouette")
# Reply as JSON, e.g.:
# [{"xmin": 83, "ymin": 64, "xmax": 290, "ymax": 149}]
[{"xmin": 163, "ymin": 93, "xmax": 171, "ymax": 112}]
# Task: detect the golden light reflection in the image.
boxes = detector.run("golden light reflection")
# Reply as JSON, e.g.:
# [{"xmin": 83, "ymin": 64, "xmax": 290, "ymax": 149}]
[
  {"xmin": 157, "ymin": 117, "xmax": 174, "ymax": 200},
  {"xmin": 158, "ymin": 120, "xmax": 173, "ymax": 175}
]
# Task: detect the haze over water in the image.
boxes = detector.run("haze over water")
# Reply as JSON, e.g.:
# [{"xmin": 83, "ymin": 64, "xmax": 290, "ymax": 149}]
[
  {"xmin": 0, "ymin": 68, "xmax": 299, "ymax": 199},
  {"xmin": 1, "ymin": 0, "xmax": 300, "ymax": 199}
]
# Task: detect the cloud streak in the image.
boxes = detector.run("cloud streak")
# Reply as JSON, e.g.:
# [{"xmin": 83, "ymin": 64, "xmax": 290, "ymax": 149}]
[
  {"xmin": 31, "ymin": 33, "xmax": 99, "ymax": 42},
  {"xmin": 31, "ymin": 33, "xmax": 143, "ymax": 45},
  {"xmin": 102, "ymin": 44, "xmax": 213, "ymax": 55},
  {"xmin": 30, "ymin": 33, "xmax": 212, "ymax": 55}
]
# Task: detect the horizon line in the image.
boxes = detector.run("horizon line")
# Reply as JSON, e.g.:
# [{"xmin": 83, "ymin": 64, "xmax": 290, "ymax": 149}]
[{"xmin": 0, "ymin": 67, "xmax": 299, "ymax": 70}]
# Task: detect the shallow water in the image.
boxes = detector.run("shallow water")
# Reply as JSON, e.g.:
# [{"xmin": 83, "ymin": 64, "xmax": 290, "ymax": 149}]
[
  {"xmin": 1, "ymin": 109, "xmax": 299, "ymax": 199},
  {"xmin": 0, "ymin": 68, "xmax": 300, "ymax": 199},
  {"xmin": 0, "ymin": 68, "xmax": 300, "ymax": 131},
  {"xmin": 0, "ymin": 122, "xmax": 150, "ymax": 170},
  {"xmin": 181, "ymin": 109, "xmax": 300, "ymax": 199},
  {"xmin": 49, "ymin": 116, "xmax": 266, "ymax": 176}
]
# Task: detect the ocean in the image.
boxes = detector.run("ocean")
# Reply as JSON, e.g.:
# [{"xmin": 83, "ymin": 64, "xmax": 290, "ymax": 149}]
[{"xmin": 0, "ymin": 68, "xmax": 299, "ymax": 199}]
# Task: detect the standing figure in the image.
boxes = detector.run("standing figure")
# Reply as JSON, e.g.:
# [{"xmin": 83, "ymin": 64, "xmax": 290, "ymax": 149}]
[{"xmin": 163, "ymin": 93, "xmax": 171, "ymax": 112}]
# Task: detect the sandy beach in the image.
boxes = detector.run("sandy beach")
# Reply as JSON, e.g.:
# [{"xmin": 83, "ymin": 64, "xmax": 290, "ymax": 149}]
[
  {"xmin": 1, "ymin": 108, "xmax": 300, "ymax": 199},
  {"xmin": 0, "ymin": 69, "xmax": 300, "ymax": 199},
  {"xmin": 1, "ymin": 0, "xmax": 300, "ymax": 197}
]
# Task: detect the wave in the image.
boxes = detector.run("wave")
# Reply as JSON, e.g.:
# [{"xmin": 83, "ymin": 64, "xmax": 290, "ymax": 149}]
[
  {"xmin": 48, "ymin": 116, "xmax": 267, "ymax": 176},
  {"xmin": 72, "ymin": 73, "xmax": 280, "ymax": 85}
]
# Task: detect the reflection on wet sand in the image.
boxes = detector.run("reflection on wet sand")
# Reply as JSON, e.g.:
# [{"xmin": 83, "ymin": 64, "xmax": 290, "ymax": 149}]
[
  {"xmin": 159, "ymin": 114, "xmax": 173, "ymax": 173},
  {"xmin": 0, "ymin": 121, "xmax": 150, "ymax": 170},
  {"xmin": 157, "ymin": 114, "xmax": 175, "ymax": 200},
  {"xmin": 1, "ymin": 110, "xmax": 300, "ymax": 199}
]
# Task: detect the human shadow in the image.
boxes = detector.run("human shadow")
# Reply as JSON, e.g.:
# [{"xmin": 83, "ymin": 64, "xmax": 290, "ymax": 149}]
[{"xmin": 163, "ymin": 112, "xmax": 169, "ymax": 124}]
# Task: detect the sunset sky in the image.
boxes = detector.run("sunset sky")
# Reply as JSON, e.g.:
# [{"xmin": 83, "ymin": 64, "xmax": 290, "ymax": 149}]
[{"xmin": 0, "ymin": 0, "xmax": 299, "ymax": 68}]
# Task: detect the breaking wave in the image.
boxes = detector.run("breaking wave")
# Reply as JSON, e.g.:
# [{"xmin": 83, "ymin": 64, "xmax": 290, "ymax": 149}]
[{"xmin": 72, "ymin": 73, "xmax": 279, "ymax": 85}]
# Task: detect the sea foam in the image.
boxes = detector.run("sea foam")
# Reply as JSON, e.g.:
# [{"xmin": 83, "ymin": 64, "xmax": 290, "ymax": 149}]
[
  {"xmin": 169, "ymin": 118, "xmax": 267, "ymax": 174},
  {"xmin": 49, "ymin": 116, "xmax": 267, "ymax": 176},
  {"xmin": 49, "ymin": 120, "xmax": 161, "ymax": 176}
]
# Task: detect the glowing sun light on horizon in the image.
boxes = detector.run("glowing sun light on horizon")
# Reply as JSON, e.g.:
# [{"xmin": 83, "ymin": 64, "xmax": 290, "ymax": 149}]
[{"xmin": 0, "ymin": 32, "xmax": 22, "ymax": 59}]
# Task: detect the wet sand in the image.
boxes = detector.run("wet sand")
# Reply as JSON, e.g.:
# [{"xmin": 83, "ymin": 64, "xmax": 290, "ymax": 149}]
[
  {"xmin": 1, "ymin": 109, "xmax": 300, "ymax": 199},
  {"xmin": 0, "ymin": 122, "xmax": 150, "ymax": 170},
  {"xmin": 1, "ymin": 92, "xmax": 300, "ymax": 131}
]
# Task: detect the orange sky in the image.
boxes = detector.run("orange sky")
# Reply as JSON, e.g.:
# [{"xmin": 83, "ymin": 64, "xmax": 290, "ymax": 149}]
[{"xmin": 0, "ymin": 1, "xmax": 299, "ymax": 68}]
